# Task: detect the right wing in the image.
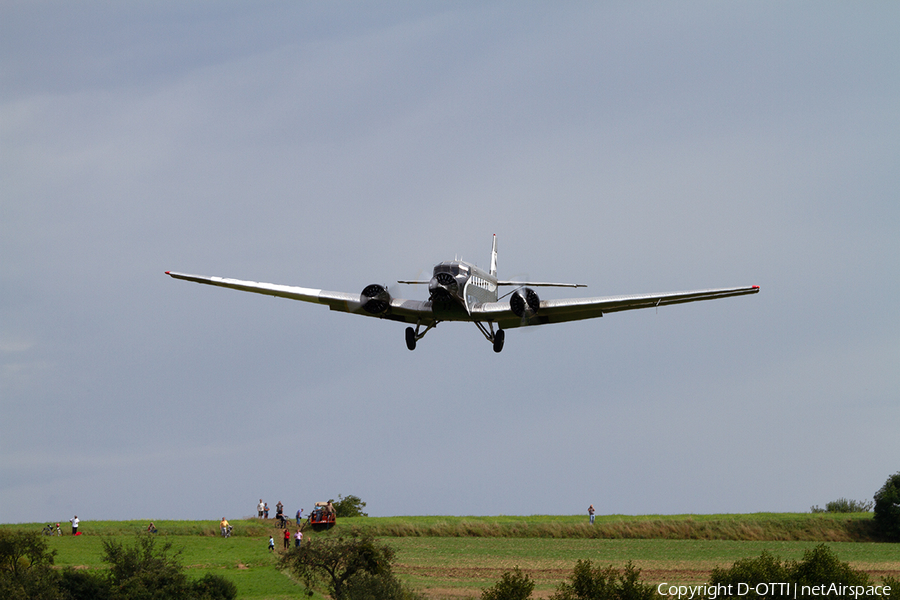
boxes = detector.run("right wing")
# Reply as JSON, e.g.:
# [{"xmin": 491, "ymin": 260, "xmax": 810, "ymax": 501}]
[
  {"xmin": 165, "ymin": 272, "xmax": 434, "ymax": 325},
  {"xmin": 473, "ymin": 285, "xmax": 760, "ymax": 329}
]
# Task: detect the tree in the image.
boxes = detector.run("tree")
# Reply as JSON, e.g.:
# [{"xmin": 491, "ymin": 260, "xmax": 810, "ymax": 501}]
[
  {"xmin": 481, "ymin": 567, "xmax": 535, "ymax": 600},
  {"xmin": 874, "ymin": 471, "xmax": 900, "ymax": 542},
  {"xmin": 331, "ymin": 494, "xmax": 369, "ymax": 518},
  {"xmin": 279, "ymin": 533, "xmax": 396, "ymax": 599}
]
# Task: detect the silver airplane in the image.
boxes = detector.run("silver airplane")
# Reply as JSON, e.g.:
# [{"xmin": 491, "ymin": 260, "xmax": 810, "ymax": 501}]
[{"xmin": 166, "ymin": 235, "xmax": 759, "ymax": 353}]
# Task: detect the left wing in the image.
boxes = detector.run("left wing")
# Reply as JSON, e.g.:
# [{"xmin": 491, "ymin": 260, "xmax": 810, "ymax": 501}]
[
  {"xmin": 473, "ymin": 285, "xmax": 760, "ymax": 329},
  {"xmin": 165, "ymin": 272, "xmax": 434, "ymax": 325}
]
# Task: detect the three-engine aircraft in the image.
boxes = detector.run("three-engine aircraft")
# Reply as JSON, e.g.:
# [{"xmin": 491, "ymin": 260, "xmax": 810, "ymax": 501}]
[{"xmin": 166, "ymin": 235, "xmax": 759, "ymax": 352}]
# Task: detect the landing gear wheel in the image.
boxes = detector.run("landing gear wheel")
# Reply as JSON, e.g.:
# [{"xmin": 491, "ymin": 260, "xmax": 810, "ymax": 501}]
[
  {"xmin": 405, "ymin": 327, "xmax": 417, "ymax": 351},
  {"xmin": 492, "ymin": 329, "xmax": 505, "ymax": 353}
]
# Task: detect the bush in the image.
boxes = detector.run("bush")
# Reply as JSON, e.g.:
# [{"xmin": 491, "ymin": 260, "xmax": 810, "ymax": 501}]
[
  {"xmin": 57, "ymin": 535, "xmax": 236, "ymax": 600},
  {"xmin": 102, "ymin": 535, "xmax": 190, "ymax": 598},
  {"xmin": 58, "ymin": 569, "xmax": 111, "ymax": 600},
  {"xmin": 874, "ymin": 472, "xmax": 900, "ymax": 542},
  {"xmin": 549, "ymin": 560, "xmax": 654, "ymax": 600},
  {"xmin": 791, "ymin": 544, "xmax": 870, "ymax": 591},
  {"xmin": 481, "ymin": 567, "xmax": 535, "ymax": 600},
  {"xmin": 343, "ymin": 570, "xmax": 425, "ymax": 600},
  {"xmin": 810, "ymin": 498, "xmax": 873, "ymax": 513},
  {"xmin": 708, "ymin": 550, "xmax": 790, "ymax": 598},
  {"xmin": 0, "ymin": 531, "xmax": 233, "ymax": 600},
  {"xmin": 707, "ymin": 544, "xmax": 880, "ymax": 599},
  {"xmin": 880, "ymin": 576, "xmax": 899, "ymax": 600},
  {"xmin": 192, "ymin": 573, "xmax": 238, "ymax": 600},
  {"xmin": 0, "ymin": 530, "xmax": 62, "ymax": 600}
]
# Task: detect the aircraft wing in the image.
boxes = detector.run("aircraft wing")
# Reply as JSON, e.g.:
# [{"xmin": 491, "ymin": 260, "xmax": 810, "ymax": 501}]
[
  {"xmin": 165, "ymin": 272, "xmax": 433, "ymax": 325},
  {"xmin": 473, "ymin": 285, "xmax": 760, "ymax": 329}
]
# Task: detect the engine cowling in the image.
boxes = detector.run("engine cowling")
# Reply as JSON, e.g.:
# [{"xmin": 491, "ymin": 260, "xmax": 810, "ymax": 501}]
[
  {"xmin": 428, "ymin": 272, "xmax": 458, "ymax": 303},
  {"xmin": 361, "ymin": 284, "xmax": 391, "ymax": 314},
  {"xmin": 510, "ymin": 287, "xmax": 540, "ymax": 318}
]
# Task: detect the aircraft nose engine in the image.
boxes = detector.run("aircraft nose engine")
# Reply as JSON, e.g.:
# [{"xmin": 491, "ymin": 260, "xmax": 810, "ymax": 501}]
[
  {"xmin": 510, "ymin": 287, "xmax": 540, "ymax": 318},
  {"xmin": 361, "ymin": 284, "xmax": 391, "ymax": 314},
  {"xmin": 428, "ymin": 272, "xmax": 458, "ymax": 302}
]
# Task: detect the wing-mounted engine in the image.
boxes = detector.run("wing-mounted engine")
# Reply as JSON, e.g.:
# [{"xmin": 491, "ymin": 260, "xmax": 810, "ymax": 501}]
[
  {"xmin": 361, "ymin": 284, "xmax": 391, "ymax": 314},
  {"xmin": 510, "ymin": 287, "xmax": 540, "ymax": 318}
]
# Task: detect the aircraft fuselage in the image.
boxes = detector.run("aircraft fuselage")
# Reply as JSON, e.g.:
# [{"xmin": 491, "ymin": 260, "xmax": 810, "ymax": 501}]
[{"xmin": 428, "ymin": 261, "xmax": 498, "ymax": 316}]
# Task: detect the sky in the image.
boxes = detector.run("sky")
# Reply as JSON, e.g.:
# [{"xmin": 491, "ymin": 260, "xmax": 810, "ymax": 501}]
[{"xmin": 2, "ymin": 2, "xmax": 898, "ymax": 525}]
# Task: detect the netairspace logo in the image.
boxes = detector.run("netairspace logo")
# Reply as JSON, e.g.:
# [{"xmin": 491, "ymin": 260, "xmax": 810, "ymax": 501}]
[{"xmin": 656, "ymin": 582, "xmax": 892, "ymax": 599}]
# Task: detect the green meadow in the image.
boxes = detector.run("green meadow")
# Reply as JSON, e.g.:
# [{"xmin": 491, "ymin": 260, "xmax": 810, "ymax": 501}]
[{"xmin": 3, "ymin": 514, "xmax": 897, "ymax": 599}]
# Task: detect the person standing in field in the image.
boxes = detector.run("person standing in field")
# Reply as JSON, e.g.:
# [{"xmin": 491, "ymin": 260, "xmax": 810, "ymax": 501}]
[
  {"xmin": 283, "ymin": 527, "xmax": 290, "ymax": 549},
  {"xmin": 70, "ymin": 515, "xmax": 79, "ymax": 535},
  {"xmin": 220, "ymin": 517, "xmax": 229, "ymax": 537},
  {"xmin": 295, "ymin": 529, "xmax": 303, "ymax": 548},
  {"xmin": 276, "ymin": 501, "xmax": 285, "ymax": 528},
  {"xmin": 296, "ymin": 508, "xmax": 303, "ymax": 526},
  {"xmin": 258, "ymin": 499, "xmax": 264, "ymax": 518},
  {"xmin": 268, "ymin": 536, "xmax": 275, "ymax": 551},
  {"xmin": 588, "ymin": 505, "xmax": 595, "ymax": 524},
  {"xmin": 264, "ymin": 502, "xmax": 269, "ymax": 519}
]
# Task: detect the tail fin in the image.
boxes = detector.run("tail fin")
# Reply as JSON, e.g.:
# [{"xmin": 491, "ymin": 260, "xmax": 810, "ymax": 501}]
[{"xmin": 490, "ymin": 234, "xmax": 498, "ymax": 277}]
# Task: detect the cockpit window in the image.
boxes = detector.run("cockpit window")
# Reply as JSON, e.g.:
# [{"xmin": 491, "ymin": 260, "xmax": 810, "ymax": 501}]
[{"xmin": 434, "ymin": 263, "xmax": 468, "ymax": 277}]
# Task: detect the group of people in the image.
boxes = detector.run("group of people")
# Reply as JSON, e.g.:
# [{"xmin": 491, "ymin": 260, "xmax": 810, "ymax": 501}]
[
  {"xmin": 257, "ymin": 499, "xmax": 304, "ymax": 528},
  {"xmin": 268, "ymin": 527, "xmax": 303, "ymax": 551}
]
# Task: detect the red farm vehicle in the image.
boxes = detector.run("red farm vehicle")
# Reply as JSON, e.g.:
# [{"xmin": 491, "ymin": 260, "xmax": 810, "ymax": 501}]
[{"xmin": 308, "ymin": 501, "xmax": 336, "ymax": 531}]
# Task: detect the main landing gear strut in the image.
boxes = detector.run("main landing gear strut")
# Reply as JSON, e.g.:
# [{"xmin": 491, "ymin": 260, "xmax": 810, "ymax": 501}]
[
  {"xmin": 405, "ymin": 321, "xmax": 437, "ymax": 351},
  {"xmin": 475, "ymin": 322, "xmax": 505, "ymax": 353}
]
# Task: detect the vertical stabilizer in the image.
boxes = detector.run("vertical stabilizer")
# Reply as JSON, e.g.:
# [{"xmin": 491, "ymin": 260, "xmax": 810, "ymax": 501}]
[{"xmin": 490, "ymin": 234, "xmax": 498, "ymax": 277}]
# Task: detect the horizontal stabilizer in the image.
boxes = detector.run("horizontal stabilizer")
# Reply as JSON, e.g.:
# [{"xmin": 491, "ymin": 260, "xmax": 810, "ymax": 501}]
[{"xmin": 495, "ymin": 281, "xmax": 587, "ymax": 288}]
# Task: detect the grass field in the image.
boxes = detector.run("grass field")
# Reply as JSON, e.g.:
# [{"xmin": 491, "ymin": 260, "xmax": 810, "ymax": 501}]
[{"xmin": 3, "ymin": 514, "xmax": 897, "ymax": 599}]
